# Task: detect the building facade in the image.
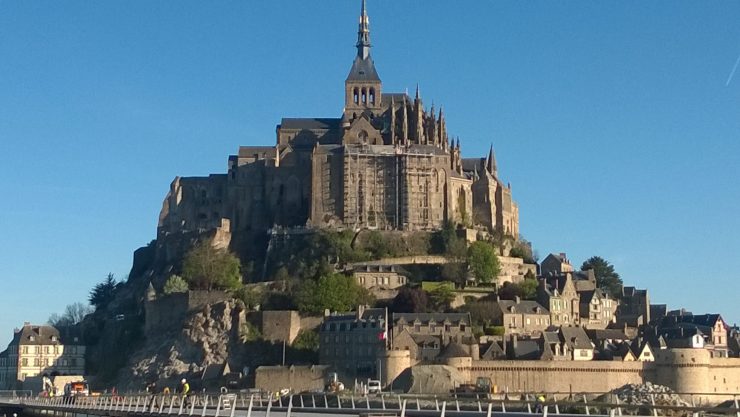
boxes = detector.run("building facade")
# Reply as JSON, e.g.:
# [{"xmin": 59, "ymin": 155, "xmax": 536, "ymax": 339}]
[
  {"xmin": 157, "ymin": 0, "xmax": 519, "ymax": 240},
  {"xmin": 0, "ymin": 324, "xmax": 85, "ymax": 390},
  {"xmin": 318, "ymin": 306, "xmax": 387, "ymax": 380}
]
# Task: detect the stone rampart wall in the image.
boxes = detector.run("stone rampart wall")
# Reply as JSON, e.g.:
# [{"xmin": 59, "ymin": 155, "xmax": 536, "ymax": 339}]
[
  {"xmin": 255, "ymin": 365, "xmax": 329, "ymax": 393},
  {"xmin": 464, "ymin": 360, "xmax": 646, "ymax": 394}
]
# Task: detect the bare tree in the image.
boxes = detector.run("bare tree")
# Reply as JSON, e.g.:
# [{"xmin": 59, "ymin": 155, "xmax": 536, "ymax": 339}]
[{"xmin": 48, "ymin": 302, "xmax": 93, "ymax": 327}]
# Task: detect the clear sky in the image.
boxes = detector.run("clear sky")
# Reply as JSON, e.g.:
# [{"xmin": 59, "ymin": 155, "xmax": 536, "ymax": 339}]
[{"xmin": 1, "ymin": 1, "xmax": 739, "ymax": 348}]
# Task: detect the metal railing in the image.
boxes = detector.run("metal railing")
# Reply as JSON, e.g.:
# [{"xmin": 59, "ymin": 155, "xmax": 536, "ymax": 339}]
[{"xmin": 14, "ymin": 392, "xmax": 740, "ymax": 417}]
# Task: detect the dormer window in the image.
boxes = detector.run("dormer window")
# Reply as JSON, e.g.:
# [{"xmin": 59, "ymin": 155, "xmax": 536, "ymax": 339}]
[
  {"xmin": 29, "ymin": 336, "xmax": 35, "ymax": 342},
  {"xmin": 51, "ymin": 336, "xmax": 57, "ymax": 342}
]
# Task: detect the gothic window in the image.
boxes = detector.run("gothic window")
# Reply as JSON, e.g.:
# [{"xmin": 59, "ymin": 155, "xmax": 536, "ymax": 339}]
[
  {"xmin": 358, "ymin": 130, "xmax": 368, "ymax": 143},
  {"xmin": 369, "ymin": 88, "xmax": 376, "ymax": 105},
  {"xmin": 361, "ymin": 88, "xmax": 367, "ymax": 104},
  {"xmin": 353, "ymin": 88, "xmax": 359, "ymax": 104}
]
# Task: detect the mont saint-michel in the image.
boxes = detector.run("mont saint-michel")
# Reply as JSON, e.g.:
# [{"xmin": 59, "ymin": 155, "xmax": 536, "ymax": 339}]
[{"xmin": 1, "ymin": 1, "xmax": 739, "ymax": 413}]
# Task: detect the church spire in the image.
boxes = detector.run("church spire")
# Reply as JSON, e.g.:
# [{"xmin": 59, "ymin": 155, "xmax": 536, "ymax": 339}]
[
  {"xmin": 357, "ymin": 0, "xmax": 371, "ymax": 59},
  {"xmin": 487, "ymin": 144, "xmax": 497, "ymax": 175}
]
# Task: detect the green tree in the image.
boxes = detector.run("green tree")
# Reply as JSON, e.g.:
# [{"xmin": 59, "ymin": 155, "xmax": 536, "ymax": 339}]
[
  {"xmin": 389, "ymin": 287, "xmax": 429, "ymax": 313},
  {"xmin": 234, "ymin": 286, "xmax": 266, "ymax": 310},
  {"xmin": 509, "ymin": 238, "xmax": 536, "ymax": 264},
  {"xmin": 294, "ymin": 273, "xmax": 370, "ymax": 315},
  {"xmin": 441, "ymin": 262, "xmax": 467, "ymax": 286},
  {"xmin": 581, "ymin": 256, "xmax": 623, "ymax": 298},
  {"xmin": 428, "ymin": 285, "xmax": 456, "ymax": 312},
  {"xmin": 497, "ymin": 279, "xmax": 538, "ymax": 301},
  {"xmin": 467, "ymin": 241, "xmax": 500, "ymax": 284},
  {"xmin": 89, "ymin": 273, "xmax": 120, "ymax": 310},
  {"xmin": 292, "ymin": 330, "xmax": 319, "ymax": 352},
  {"xmin": 182, "ymin": 241, "xmax": 242, "ymax": 291},
  {"xmin": 163, "ymin": 275, "xmax": 189, "ymax": 294}
]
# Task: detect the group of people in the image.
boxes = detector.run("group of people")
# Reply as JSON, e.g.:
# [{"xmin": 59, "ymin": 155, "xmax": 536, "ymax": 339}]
[
  {"xmin": 145, "ymin": 378, "xmax": 190, "ymax": 396},
  {"xmin": 142, "ymin": 378, "xmax": 190, "ymax": 409}
]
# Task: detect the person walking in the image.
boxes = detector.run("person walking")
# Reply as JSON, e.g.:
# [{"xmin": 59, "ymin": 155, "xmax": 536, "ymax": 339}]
[{"xmin": 179, "ymin": 378, "xmax": 191, "ymax": 406}]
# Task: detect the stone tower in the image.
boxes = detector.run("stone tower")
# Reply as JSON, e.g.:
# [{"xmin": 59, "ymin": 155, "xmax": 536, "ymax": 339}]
[{"xmin": 344, "ymin": 0, "xmax": 382, "ymax": 121}]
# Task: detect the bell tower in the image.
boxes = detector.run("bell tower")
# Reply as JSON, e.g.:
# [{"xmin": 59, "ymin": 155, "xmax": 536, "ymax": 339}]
[{"xmin": 345, "ymin": 0, "xmax": 382, "ymax": 118}]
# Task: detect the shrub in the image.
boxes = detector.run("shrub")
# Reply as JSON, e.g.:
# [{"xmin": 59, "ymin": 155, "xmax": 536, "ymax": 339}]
[{"xmin": 163, "ymin": 275, "xmax": 189, "ymax": 294}]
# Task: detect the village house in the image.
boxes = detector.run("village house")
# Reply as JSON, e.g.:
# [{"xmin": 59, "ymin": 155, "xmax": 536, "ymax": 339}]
[
  {"xmin": 319, "ymin": 306, "xmax": 387, "ymax": 380},
  {"xmin": 578, "ymin": 288, "xmax": 618, "ymax": 329},
  {"xmin": 491, "ymin": 297, "xmax": 551, "ymax": 336},
  {"xmin": 0, "ymin": 324, "xmax": 86, "ymax": 390},
  {"xmin": 537, "ymin": 273, "xmax": 580, "ymax": 327},
  {"xmin": 390, "ymin": 313, "xmax": 475, "ymax": 362}
]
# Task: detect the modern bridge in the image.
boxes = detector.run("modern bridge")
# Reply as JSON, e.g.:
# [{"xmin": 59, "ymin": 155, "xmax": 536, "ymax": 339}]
[{"xmin": 1, "ymin": 392, "xmax": 739, "ymax": 417}]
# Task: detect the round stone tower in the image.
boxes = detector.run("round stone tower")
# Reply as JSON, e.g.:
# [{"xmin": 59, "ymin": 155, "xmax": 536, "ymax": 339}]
[
  {"xmin": 379, "ymin": 350, "xmax": 411, "ymax": 388},
  {"xmin": 653, "ymin": 348, "xmax": 710, "ymax": 394}
]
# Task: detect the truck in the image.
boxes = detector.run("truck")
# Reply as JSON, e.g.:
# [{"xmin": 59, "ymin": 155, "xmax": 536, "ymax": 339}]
[{"xmin": 452, "ymin": 377, "xmax": 494, "ymax": 395}]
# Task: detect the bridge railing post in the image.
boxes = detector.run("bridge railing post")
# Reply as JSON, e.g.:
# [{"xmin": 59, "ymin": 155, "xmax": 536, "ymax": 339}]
[
  {"xmin": 440, "ymin": 400, "xmax": 447, "ymax": 417},
  {"xmin": 246, "ymin": 395, "xmax": 254, "ymax": 417},
  {"xmin": 215, "ymin": 395, "xmax": 223, "ymax": 417}
]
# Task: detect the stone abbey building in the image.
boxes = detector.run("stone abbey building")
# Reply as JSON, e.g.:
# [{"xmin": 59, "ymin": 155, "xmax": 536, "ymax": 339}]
[{"xmin": 158, "ymin": 0, "xmax": 519, "ymax": 237}]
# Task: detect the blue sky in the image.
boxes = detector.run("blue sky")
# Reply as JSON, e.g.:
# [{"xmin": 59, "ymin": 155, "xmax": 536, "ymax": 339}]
[{"xmin": 1, "ymin": 1, "xmax": 739, "ymax": 347}]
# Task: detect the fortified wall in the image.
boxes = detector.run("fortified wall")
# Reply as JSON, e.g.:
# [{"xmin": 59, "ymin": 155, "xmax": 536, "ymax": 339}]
[
  {"xmin": 144, "ymin": 290, "xmax": 230, "ymax": 334},
  {"xmin": 255, "ymin": 365, "xmax": 330, "ymax": 393},
  {"xmin": 378, "ymin": 348, "xmax": 740, "ymax": 402}
]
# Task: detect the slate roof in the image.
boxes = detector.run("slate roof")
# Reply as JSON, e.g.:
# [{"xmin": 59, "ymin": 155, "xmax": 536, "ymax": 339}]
[
  {"xmin": 461, "ymin": 158, "xmax": 485, "ymax": 173},
  {"xmin": 586, "ymin": 329, "xmax": 630, "ymax": 342},
  {"xmin": 439, "ymin": 342, "xmax": 470, "ymax": 359},
  {"xmin": 510, "ymin": 340, "xmax": 542, "ymax": 360},
  {"xmin": 10, "ymin": 325, "xmax": 81, "ymax": 346},
  {"xmin": 346, "ymin": 56, "xmax": 381, "ymax": 82},
  {"xmin": 237, "ymin": 146, "xmax": 277, "ymax": 158},
  {"xmin": 323, "ymin": 307, "xmax": 386, "ymax": 324},
  {"xmin": 480, "ymin": 341, "xmax": 505, "ymax": 360},
  {"xmin": 279, "ymin": 118, "xmax": 341, "ymax": 131},
  {"xmin": 393, "ymin": 313, "xmax": 471, "ymax": 326},
  {"xmin": 560, "ymin": 326, "xmax": 593, "ymax": 350},
  {"xmin": 674, "ymin": 314, "xmax": 723, "ymax": 328},
  {"xmin": 622, "ymin": 286, "xmax": 647, "ymax": 297},
  {"xmin": 381, "ymin": 93, "xmax": 409, "ymax": 103},
  {"xmin": 496, "ymin": 300, "xmax": 549, "ymax": 315}
]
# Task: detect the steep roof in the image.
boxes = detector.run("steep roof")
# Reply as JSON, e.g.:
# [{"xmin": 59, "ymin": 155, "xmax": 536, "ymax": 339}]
[
  {"xmin": 279, "ymin": 118, "xmax": 341, "ymax": 131},
  {"xmin": 439, "ymin": 342, "xmax": 470, "ymax": 359},
  {"xmin": 496, "ymin": 300, "xmax": 549, "ymax": 315},
  {"xmin": 393, "ymin": 313, "xmax": 471, "ymax": 326},
  {"xmin": 480, "ymin": 341, "xmax": 505, "ymax": 360},
  {"xmin": 560, "ymin": 326, "xmax": 593, "ymax": 350},
  {"xmin": 10, "ymin": 324, "xmax": 80, "ymax": 346},
  {"xmin": 347, "ymin": 56, "xmax": 381, "ymax": 82},
  {"xmin": 510, "ymin": 340, "xmax": 541, "ymax": 360},
  {"xmin": 586, "ymin": 329, "xmax": 630, "ymax": 342}
]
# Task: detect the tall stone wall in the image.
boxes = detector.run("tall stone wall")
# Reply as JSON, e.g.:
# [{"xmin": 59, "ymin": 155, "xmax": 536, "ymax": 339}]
[
  {"xmin": 463, "ymin": 360, "xmax": 646, "ymax": 394},
  {"xmin": 255, "ymin": 365, "xmax": 330, "ymax": 393},
  {"xmin": 261, "ymin": 311, "xmax": 301, "ymax": 344},
  {"xmin": 144, "ymin": 290, "xmax": 230, "ymax": 334},
  {"xmin": 422, "ymin": 351, "xmax": 740, "ymax": 402}
]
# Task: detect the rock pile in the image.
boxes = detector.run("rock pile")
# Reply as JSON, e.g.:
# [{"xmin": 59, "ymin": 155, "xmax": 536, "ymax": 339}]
[{"xmin": 611, "ymin": 382, "xmax": 690, "ymax": 407}]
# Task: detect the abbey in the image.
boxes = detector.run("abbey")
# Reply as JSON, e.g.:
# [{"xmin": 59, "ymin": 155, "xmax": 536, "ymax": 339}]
[{"xmin": 158, "ymin": 1, "xmax": 519, "ymax": 237}]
